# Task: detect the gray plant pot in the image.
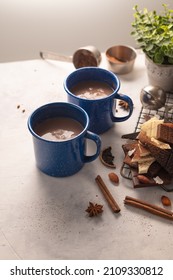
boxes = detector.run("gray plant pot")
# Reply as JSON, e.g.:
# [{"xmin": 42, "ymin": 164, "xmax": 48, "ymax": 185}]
[{"xmin": 145, "ymin": 55, "xmax": 173, "ymax": 93}]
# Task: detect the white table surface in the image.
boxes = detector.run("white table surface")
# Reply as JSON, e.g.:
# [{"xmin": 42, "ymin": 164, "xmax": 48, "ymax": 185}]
[{"xmin": 0, "ymin": 52, "xmax": 173, "ymax": 260}]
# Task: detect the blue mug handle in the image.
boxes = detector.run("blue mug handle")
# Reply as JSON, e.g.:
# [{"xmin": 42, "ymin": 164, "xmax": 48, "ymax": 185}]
[
  {"xmin": 83, "ymin": 131, "xmax": 101, "ymax": 163},
  {"xmin": 112, "ymin": 93, "xmax": 133, "ymax": 122}
]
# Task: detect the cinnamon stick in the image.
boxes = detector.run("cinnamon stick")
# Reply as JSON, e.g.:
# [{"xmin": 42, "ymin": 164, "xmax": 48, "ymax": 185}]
[
  {"xmin": 124, "ymin": 196, "xmax": 173, "ymax": 221},
  {"xmin": 95, "ymin": 175, "xmax": 121, "ymax": 213}
]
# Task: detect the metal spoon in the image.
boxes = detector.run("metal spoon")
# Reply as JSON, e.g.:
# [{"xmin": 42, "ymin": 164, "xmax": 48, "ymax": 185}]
[{"xmin": 140, "ymin": 85, "xmax": 167, "ymax": 110}]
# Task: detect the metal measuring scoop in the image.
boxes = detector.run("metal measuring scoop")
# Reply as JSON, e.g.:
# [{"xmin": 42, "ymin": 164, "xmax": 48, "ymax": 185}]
[
  {"xmin": 40, "ymin": 46, "xmax": 101, "ymax": 69},
  {"xmin": 140, "ymin": 85, "xmax": 167, "ymax": 110}
]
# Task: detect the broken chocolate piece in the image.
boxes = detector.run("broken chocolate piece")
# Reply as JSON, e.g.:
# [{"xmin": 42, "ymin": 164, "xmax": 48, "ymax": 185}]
[
  {"xmin": 121, "ymin": 136, "xmax": 172, "ymax": 188},
  {"xmin": 121, "ymin": 132, "xmax": 139, "ymax": 140},
  {"xmin": 138, "ymin": 131, "xmax": 173, "ymax": 175},
  {"xmin": 131, "ymin": 167, "xmax": 172, "ymax": 188},
  {"xmin": 122, "ymin": 142, "xmax": 138, "ymax": 168}
]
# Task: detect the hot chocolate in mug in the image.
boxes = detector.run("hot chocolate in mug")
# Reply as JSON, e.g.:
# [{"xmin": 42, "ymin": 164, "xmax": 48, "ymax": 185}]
[
  {"xmin": 64, "ymin": 67, "xmax": 133, "ymax": 134},
  {"xmin": 27, "ymin": 102, "xmax": 101, "ymax": 177}
]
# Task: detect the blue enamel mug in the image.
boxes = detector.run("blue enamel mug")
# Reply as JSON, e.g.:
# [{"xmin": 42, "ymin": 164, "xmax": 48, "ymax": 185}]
[
  {"xmin": 27, "ymin": 102, "xmax": 101, "ymax": 177},
  {"xmin": 64, "ymin": 67, "xmax": 133, "ymax": 134}
]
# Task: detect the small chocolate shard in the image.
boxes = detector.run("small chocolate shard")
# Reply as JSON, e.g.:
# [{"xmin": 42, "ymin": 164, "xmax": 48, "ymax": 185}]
[{"xmin": 121, "ymin": 132, "xmax": 139, "ymax": 140}]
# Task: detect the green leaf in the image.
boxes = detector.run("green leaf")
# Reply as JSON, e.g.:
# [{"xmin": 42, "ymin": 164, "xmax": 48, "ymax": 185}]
[
  {"xmin": 153, "ymin": 52, "xmax": 164, "ymax": 64},
  {"xmin": 145, "ymin": 44, "xmax": 154, "ymax": 51},
  {"xmin": 165, "ymin": 48, "xmax": 173, "ymax": 58}
]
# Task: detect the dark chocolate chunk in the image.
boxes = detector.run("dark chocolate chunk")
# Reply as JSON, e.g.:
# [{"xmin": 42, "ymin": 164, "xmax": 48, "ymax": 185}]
[
  {"xmin": 148, "ymin": 161, "xmax": 162, "ymax": 177},
  {"xmin": 121, "ymin": 132, "xmax": 139, "ymax": 140}
]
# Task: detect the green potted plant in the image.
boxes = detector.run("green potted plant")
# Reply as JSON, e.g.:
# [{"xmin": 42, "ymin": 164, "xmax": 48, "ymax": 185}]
[{"xmin": 131, "ymin": 4, "xmax": 173, "ymax": 92}]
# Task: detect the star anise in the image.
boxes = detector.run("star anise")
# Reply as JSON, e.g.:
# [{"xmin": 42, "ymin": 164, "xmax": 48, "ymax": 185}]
[
  {"xmin": 119, "ymin": 100, "xmax": 129, "ymax": 110},
  {"xmin": 85, "ymin": 202, "xmax": 103, "ymax": 217}
]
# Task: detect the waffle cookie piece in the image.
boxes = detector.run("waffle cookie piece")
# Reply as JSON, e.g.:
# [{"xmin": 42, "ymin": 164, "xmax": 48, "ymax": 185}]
[{"xmin": 156, "ymin": 123, "xmax": 173, "ymax": 144}]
